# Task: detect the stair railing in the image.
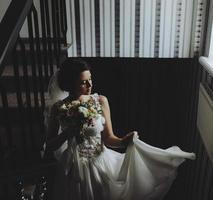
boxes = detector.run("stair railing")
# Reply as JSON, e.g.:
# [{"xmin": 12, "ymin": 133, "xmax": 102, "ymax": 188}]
[{"xmin": 0, "ymin": 0, "xmax": 67, "ymax": 199}]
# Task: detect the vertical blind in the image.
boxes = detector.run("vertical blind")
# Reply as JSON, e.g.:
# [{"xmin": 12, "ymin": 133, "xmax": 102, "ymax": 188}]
[{"xmin": 66, "ymin": 0, "xmax": 208, "ymax": 57}]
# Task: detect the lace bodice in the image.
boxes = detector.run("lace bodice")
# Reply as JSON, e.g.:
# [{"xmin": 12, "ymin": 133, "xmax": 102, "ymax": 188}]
[{"xmin": 56, "ymin": 93, "xmax": 105, "ymax": 158}]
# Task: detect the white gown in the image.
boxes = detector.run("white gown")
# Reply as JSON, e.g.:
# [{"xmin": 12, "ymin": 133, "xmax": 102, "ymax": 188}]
[{"xmin": 50, "ymin": 93, "xmax": 195, "ymax": 200}]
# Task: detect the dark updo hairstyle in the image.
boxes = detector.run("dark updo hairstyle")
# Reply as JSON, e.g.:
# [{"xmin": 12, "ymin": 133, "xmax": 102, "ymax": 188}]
[{"xmin": 57, "ymin": 58, "xmax": 91, "ymax": 92}]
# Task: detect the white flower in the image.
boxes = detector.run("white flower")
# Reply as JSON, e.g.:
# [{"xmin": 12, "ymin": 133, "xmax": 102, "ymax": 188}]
[
  {"xmin": 60, "ymin": 104, "xmax": 67, "ymax": 110},
  {"xmin": 72, "ymin": 100, "xmax": 80, "ymax": 106},
  {"xmin": 90, "ymin": 107, "xmax": 96, "ymax": 114},
  {"xmin": 78, "ymin": 106, "xmax": 89, "ymax": 118}
]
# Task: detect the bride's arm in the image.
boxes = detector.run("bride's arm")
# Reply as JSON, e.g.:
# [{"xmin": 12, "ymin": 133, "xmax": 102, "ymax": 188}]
[{"xmin": 99, "ymin": 95, "xmax": 134, "ymax": 148}]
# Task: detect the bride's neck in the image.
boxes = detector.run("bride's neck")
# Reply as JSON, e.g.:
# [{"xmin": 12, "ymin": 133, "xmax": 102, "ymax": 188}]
[{"xmin": 68, "ymin": 93, "xmax": 85, "ymax": 101}]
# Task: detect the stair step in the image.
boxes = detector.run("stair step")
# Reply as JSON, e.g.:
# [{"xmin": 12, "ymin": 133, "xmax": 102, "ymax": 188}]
[
  {"xmin": 0, "ymin": 123, "xmax": 45, "ymax": 149},
  {"xmin": 15, "ymin": 38, "xmax": 68, "ymax": 51},
  {"xmin": 1, "ymin": 76, "xmax": 50, "ymax": 92},
  {"xmin": 0, "ymin": 92, "xmax": 50, "ymax": 108},
  {"xmin": 0, "ymin": 154, "xmax": 57, "ymax": 183},
  {"xmin": 4, "ymin": 44, "xmax": 68, "ymax": 66},
  {"xmin": 1, "ymin": 63, "xmax": 58, "ymax": 77},
  {"xmin": 0, "ymin": 107, "xmax": 45, "ymax": 123}
]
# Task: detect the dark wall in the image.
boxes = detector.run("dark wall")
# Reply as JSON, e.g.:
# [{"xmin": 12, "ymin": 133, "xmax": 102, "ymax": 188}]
[{"xmin": 83, "ymin": 58, "xmax": 199, "ymax": 150}]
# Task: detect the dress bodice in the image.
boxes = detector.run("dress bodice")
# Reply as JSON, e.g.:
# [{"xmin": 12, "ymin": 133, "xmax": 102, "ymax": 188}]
[{"xmin": 56, "ymin": 93, "xmax": 105, "ymax": 158}]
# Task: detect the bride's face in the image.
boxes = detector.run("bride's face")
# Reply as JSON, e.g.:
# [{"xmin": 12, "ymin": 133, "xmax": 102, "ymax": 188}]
[{"xmin": 75, "ymin": 70, "xmax": 92, "ymax": 95}]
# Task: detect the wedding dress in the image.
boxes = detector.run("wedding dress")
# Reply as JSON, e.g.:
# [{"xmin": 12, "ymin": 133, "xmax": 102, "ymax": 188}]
[{"xmin": 46, "ymin": 71, "xmax": 195, "ymax": 200}]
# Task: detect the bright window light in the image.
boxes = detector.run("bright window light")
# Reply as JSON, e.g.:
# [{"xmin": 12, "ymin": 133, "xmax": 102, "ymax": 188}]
[{"xmin": 209, "ymin": 22, "xmax": 213, "ymax": 58}]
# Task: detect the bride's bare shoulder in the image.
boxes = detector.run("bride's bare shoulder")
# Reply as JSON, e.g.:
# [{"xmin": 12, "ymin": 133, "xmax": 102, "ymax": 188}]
[{"xmin": 98, "ymin": 95, "xmax": 108, "ymax": 105}]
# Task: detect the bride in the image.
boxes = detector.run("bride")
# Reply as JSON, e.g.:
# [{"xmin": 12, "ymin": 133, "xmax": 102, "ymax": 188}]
[{"xmin": 45, "ymin": 58, "xmax": 195, "ymax": 200}]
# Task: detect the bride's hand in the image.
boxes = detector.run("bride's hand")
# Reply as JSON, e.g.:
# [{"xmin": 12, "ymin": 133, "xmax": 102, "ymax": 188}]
[{"xmin": 122, "ymin": 131, "xmax": 138, "ymax": 147}]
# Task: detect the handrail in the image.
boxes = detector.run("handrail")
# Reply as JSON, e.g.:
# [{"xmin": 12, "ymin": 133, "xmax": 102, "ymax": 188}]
[
  {"xmin": 0, "ymin": 0, "xmax": 33, "ymax": 75},
  {"xmin": 199, "ymin": 56, "xmax": 213, "ymax": 77}
]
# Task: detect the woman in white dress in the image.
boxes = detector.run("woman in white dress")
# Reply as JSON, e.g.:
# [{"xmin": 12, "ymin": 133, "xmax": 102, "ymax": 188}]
[{"xmin": 45, "ymin": 58, "xmax": 195, "ymax": 200}]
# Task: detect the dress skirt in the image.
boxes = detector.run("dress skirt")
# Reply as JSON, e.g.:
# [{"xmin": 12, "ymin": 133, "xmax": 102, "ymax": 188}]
[{"xmin": 52, "ymin": 133, "xmax": 195, "ymax": 200}]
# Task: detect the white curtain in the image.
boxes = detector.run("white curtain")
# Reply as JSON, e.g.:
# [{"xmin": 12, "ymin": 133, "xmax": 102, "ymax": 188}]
[{"xmin": 66, "ymin": 0, "xmax": 208, "ymax": 58}]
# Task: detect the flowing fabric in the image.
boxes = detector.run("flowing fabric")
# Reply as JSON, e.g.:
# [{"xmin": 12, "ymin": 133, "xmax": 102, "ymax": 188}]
[
  {"xmin": 50, "ymin": 94, "xmax": 195, "ymax": 200},
  {"xmin": 42, "ymin": 70, "xmax": 69, "ymax": 158},
  {"xmin": 46, "ymin": 72, "xmax": 195, "ymax": 200}
]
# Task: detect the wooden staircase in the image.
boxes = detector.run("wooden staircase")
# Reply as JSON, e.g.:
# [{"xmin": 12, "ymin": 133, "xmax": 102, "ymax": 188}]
[
  {"xmin": 0, "ymin": 0, "xmax": 67, "ymax": 199},
  {"xmin": 0, "ymin": 41, "xmax": 68, "ymax": 200}
]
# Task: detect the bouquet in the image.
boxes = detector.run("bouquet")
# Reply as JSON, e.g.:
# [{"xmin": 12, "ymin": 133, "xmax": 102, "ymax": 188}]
[{"xmin": 58, "ymin": 98, "xmax": 102, "ymax": 138}]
